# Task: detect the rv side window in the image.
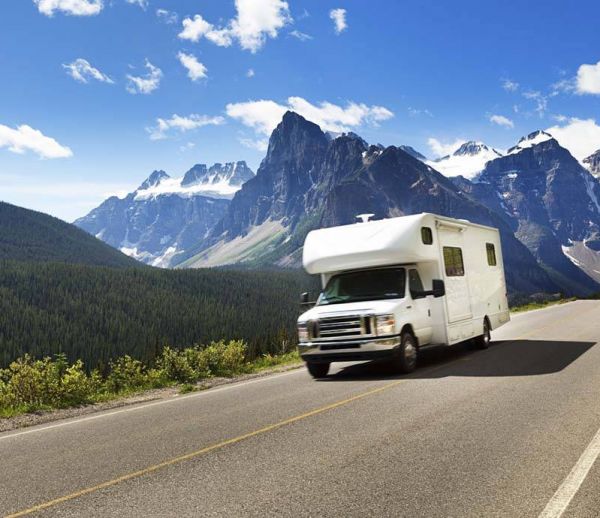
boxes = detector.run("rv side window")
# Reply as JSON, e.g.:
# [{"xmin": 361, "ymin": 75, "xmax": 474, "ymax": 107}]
[
  {"xmin": 421, "ymin": 227, "xmax": 433, "ymax": 245},
  {"xmin": 443, "ymin": 246, "xmax": 464, "ymax": 276},
  {"xmin": 486, "ymin": 243, "xmax": 497, "ymax": 266}
]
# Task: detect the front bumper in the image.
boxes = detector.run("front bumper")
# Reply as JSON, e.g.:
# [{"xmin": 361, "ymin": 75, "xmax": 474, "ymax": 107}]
[{"xmin": 298, "ymin": 336, "xmax": 401, "ymax": 364}]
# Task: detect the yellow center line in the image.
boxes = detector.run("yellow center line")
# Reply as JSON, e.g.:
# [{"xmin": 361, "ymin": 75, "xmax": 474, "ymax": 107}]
[{"xmin": 6, "ymin": 301, "xmax": 597, "ymax": 517}]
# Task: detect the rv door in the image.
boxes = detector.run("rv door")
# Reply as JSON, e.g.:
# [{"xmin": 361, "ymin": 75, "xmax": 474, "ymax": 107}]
[{"xmin": 438, "ymin": 229, "xmax": 473, "ymax": 323}]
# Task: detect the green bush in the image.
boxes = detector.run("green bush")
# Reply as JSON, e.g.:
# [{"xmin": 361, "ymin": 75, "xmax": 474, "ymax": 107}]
[{"xmin": 105, "ymin": 356, "xmax": 152, "ymax": 393}]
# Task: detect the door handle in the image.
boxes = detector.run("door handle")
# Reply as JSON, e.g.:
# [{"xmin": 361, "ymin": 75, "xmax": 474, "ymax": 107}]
[{"xmin": 406, "ymin": 305, "xmax": 412, "ymax": 309}]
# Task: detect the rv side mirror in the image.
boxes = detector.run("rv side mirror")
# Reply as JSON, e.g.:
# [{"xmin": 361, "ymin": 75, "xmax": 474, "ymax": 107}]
[
  {"xmin": 432, "ymin": 279, "xmax": 445, "ymax": 298},
  {"xmin": 300, "ymin": 292, "xmax": 309, "ymax": 305}
]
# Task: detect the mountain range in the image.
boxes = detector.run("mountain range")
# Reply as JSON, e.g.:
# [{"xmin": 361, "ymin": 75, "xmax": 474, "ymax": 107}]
[
  {"xmin": 76, "ymin": 112, "xmax": 600, "ymax": 300},
  {"xmin": 75, "ymin": 162, "xmax": 253, "ymax": 267}
]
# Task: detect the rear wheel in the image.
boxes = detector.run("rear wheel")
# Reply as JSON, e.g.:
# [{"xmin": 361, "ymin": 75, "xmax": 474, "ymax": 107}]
[
  {"xmin": 474, "ymin": 318, "xmax": 491, "ymax": 349},
  {"xmin": 306, "ymin": 362, "xmax": 330, "ymax": 378},
  {"xmin": 393, "ymin": 332, "xmax": 418, "ymax": 374}
]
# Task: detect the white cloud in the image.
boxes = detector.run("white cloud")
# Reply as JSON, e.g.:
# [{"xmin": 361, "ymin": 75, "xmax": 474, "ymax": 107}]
[
  {"xmin": 289, "ymin": 30, "xmax": 312, "ymax": 41},
  {"xmin": 576, "ymin": 60, "xmax": 600, "ymax": 95},
  {"xmin": 156, "ymin": 8, "xmax": 178, "ymax": 24},
  {"xmin": 126, "ymin": 60, "xmax": 163, "ymax": 94},
  {"xmin": 176, "ymin": 52, "xmax": 207, "ymax": 81},
  {"xmin": 489, "ymin": 114, "xmax": 514, "ymax": 128},
  {"xmin": 427, "ymin": 138, "xmax": 466, "ymax": 158},
  {"xmin": 546, "ymin": 118, "xmax": 600, "ymax": 162},
  {"xmin": 239, "ymin": 137, "xmax": 269, "ymax": 152},
  {"xmin": 408, "ymin": 107, "xmax": 433, "ymax": 117},
  {"xmin": 329, "ymin": 8, "xmax": 347, "ymax": 34},
  {"xmin": 502, "ymin": 79, "xmax": 519, "ymax": 92},
  {"xmin": 0, "ymin": 123, "xmax": 73, "ymax": 159},
  {"xmin": 126, "ymin": 0, "xmax": 147, "ymax": 8},
  {"xmin": 34, "ymin": 0, "xmax": 103, "ymax": 16},
  {"xmin": 147, "ymin": 114, "xmax": 225, "ymax": 140},
  {"xmin": 63, "ymin": 58, "xmax": 114, "ymax": 84},
  {"xmin": 178, "ymin": 0, "xmax": 291, "ymax": 53},
  {"xmin": 246, "ymin": 68, "xmax": 255, "ymax": 78},
  {"xmin": 226, "ymin": 97, "xmax": 394, "ymax": 136}
]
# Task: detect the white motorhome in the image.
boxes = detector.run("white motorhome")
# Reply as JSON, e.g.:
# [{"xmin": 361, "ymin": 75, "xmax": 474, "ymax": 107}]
[{"xmin": 297, "ymin": 213, "xmax": 510, "ymax": 378}]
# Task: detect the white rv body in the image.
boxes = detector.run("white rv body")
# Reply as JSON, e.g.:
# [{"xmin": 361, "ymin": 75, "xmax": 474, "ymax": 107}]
[{"xmin": 297, "ymin": 213, "xmax": 510, "ymax": 375}]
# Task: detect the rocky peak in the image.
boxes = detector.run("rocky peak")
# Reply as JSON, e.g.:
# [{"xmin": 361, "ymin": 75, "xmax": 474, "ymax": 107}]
[
  {"xmin": 454, "ymin": 141, "xmax": 501, "ymax": 158},
  {"xmin": 138, "ymin": 170, "xmax": 170, "ymax": 191},
  {"xmin": 399, "ymin": 145, "xmax": 427, "ymax": 161},
  {"xmin": 507, "ymin": 130, "xmax": 553, "ymax": 155},
  {"xmin": 181, "ymin": 164, "xmax": 209, "ymax": 186},
  {"xmin": 584, "ymin": 150, "xmax": 600, "ymax": 178}
]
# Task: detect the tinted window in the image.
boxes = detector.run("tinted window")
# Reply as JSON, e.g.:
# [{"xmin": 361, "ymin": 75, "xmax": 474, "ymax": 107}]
[
  {"xmin": 421, "ymin": 227, "xmax": 433, "ymax": 245},
  {"xmin": 443, "ymin": 246, "xmax": 465, "ymax": 276},
  {"xmin": 486, "ymin": 243, "xmax": 497, "ymax": 266},
  {"xmin": 318, "ymin": 268, "xmax": 406, "ymax": 305},
  {"xmin": 409, "ymin": 269, "xmax": 425, "ymax": 298}
]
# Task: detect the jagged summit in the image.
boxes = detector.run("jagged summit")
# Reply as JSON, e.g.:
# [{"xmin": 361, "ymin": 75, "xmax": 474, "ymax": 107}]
[
  {"xmin": 584, "ymin": 149, "xmax": 600, "ymax": 178},
  {"xmin": 181, "ymin": 161, "xmax": 254, "ymax": 188},
  {"xmin": 138, "ymin": 170, "xmax": 170, "ymax": 191},
  {"xmin": 426, "ymin": 140, "xmax": 503, "ymax": 179},
  {"xmin": 507, "ymin": 130, "xmax": 554, "ymax": 154},
  {"xmin": 399, "ymin": 145, "xmax": 427, "ymax": 161},
  {"xmin": 453, "ymin": 141, "xmax": 502, "ymax": 158}
]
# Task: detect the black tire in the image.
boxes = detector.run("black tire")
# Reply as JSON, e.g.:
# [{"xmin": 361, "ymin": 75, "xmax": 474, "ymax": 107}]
[
  {"xmin": 474, "ymin": 318, "xmax": 491, "ymax": 349},
  {"xmin": 392, "ymin": 331, "xmax": 418, "ymax": 374},
  {"xmin": 306, "ymin": 362, "xmax": 330, "ymax": 378}
]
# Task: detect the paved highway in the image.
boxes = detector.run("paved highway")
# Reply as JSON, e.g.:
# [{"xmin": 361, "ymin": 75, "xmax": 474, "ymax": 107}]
[{"xmin": 1, "ymin": 300, "xmax": 600, "ymax": 517}]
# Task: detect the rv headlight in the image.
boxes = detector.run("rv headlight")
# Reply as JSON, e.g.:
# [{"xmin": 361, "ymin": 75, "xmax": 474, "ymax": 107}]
[
  {"xmin": 375, "ymin": 314, "xmax": 396, "ymax": 336},
  {"xmin": 297, "ymin": 322, "xmax": 309, "ymax": 343}
]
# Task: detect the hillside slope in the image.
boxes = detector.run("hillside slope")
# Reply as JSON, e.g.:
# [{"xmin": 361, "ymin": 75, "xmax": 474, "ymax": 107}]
[{"xmin": 0, "ymin": 201, "xmax": 139, "ymax": 268}]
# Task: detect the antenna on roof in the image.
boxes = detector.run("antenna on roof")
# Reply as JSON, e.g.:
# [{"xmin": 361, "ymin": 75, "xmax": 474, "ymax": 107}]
[{"xmin": 356, "ymin": 213, "xmax": 375, "ymax": 223}]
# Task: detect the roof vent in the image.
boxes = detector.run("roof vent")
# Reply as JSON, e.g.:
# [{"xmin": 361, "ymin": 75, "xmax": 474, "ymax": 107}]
[{"xmin": 356, "ymin": 213, "xmax": 375, "ymax": 223}]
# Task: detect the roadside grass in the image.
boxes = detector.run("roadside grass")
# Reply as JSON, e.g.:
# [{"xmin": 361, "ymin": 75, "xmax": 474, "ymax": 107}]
[
  {"xmin": 510, "ymin": 297, "xmax": 578, "ymax": 313},
  {"xmin": 0, "ymin": 342, "xmax": 300, "ymax": 420}
]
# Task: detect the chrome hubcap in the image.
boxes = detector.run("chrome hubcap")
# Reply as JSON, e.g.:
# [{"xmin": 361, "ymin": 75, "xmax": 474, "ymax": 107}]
[{"xmin": 405, "ymin": 338, "xmax": 417, "ymax": 364}]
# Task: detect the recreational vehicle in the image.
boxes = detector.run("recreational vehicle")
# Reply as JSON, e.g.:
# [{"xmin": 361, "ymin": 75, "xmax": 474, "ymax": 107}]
[{"xmin": 297, "ymin": 213, "xmax": 510, "ymax": 378}]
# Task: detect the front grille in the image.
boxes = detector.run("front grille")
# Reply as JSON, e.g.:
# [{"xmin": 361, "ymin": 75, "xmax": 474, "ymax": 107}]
[{"xmin": 311, "ymin": 315, "xmax": 372, "ymax": 341}]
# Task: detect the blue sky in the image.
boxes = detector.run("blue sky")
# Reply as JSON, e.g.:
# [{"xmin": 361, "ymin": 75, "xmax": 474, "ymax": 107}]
[{"xmin": 2, "ymin": 0, "xmax": 600, "ymax": 221}]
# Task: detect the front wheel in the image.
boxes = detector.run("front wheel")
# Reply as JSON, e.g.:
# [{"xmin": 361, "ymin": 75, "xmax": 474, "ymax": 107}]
[
  {"xmin": 306, "ymin": 362, "xmax": 330, "ymax": 378},
  {"xmin": 474, "ymin": 318, "xmax": 491, "ymax": 349},
  {"xmin": 392, "ymin": 332, "xmax": 418, "ymax": 373}
]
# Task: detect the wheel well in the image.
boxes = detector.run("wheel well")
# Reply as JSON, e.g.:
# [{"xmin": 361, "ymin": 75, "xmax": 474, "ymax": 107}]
[{"xmin": 400, "ymin": 324, "xmax": 418, "ymax": 346}]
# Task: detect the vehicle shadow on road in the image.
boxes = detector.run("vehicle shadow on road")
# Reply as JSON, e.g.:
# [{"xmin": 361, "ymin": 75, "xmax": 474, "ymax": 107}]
[{"xmin": 322, "ymin": 339, "xmax": 596, "ymax": 381}]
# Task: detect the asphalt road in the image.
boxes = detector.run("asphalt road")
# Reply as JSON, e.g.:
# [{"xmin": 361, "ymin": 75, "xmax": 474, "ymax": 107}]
[{"xmin": 2, "ymin": 300, "xmax": 600, "ymax": 517}]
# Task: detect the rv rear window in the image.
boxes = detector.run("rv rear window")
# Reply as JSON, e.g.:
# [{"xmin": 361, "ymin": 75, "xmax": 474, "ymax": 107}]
[
  {"xmin": 421, "ymin": 227, "xmax": 433, "ymax": 245},
  {"xmin": 443, "ymin": 246, "xmax": 464, "ymax": 276},
  {"xmin": 486, "ymin": 243, "xmax": 497, "ymax": 266}
]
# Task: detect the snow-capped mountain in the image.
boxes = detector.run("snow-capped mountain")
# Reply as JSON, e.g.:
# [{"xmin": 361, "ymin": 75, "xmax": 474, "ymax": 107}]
[
  {"xmin": 135, "ymin": 161, "xmax": 254, "ymax": 200},
  {"xmin": 75, "ymin": 161, "xmax": 254, "ymax": 267},
  {"xmin": 584, "ymin": 149, "xmax": 600, "ymax": 178},
  {"xmin": 427, "ymin": 141, "xmax": 503, "ymax": 179},
  {"xmin": 453, "ymin": 132, "xmax": 600, "ymax": 290}
]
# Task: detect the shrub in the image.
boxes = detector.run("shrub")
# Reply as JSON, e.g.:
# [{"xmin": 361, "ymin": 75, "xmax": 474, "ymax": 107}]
[
  {"xmin": 155, "ymin": 346, "xmax": 198, "ymax": 384},
  {"xmin": 105, "ymin": 355, "xmax": 149, "ymax": 393}
]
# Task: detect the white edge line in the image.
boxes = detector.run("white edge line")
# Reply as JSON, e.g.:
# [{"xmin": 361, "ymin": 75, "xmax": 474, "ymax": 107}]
[
  {"xmin": 538, "ymin": 426, "xmax": 600, "ymax": 518},
  {"xmin": 0, "ymin": 369, "xmax": 304, "ymax": 441}
]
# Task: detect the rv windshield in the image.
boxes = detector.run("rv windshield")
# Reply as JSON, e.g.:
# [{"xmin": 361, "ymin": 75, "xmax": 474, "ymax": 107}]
[{"xmin": 317, "ymin": 268, "xmax": 406, "ymax": 305}]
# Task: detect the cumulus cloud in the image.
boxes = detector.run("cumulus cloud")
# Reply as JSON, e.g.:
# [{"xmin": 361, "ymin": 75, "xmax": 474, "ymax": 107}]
[
  {"xmin": 489, "ymin": 114, "xmax": 514, "ymax": 128},
  {"xmin": 33, "ymin": 0, "xmax": 103, "ymax": 16},
  {"xmin": 147, "ymin": 114, "xmax": 225, "ymax": 140},
  {"xmin": 427, "ymin": 138, "xmax": 466, "ymax": 158},
  {"xmin": 156, "ymin": 8, "xmax": 178, "ymax": 24},
  {"xmin": 546, "ymin": 117, "xmax": 600, "ymax": 162},
  {"xmin": 289, "ymin": 30, "xmax": 312, "ymax": 41},
  {"xmin": 63, "ymin": 58, "xmax": 114, "ymax": 84},
  {"xmin": 126, "ymin": 60, "xmax": 163, "ymax": 94},
  {"xmin": 177, "ymin": 52, "xmax": 207, "ymax": 81},
  {"xmin": 329, "ymin": 8, "xmax": 347, "ymax": 34},
  {"xmin": 501, "ymin": 79, "xmax": 519, "ymax": 92},
  {"xmin": 225, "ymin": 97, "xmax": 394, "ymax": 136},
  {"xmin": 0, "ymin": 123, "xmax": 73, "ymax": 159},
  {"xmin": 178, "ymin": 0, "xmax": 291, "ymax": 53},
  {"xmin": 575, "ymin": 60, "xmax": 600, "ymax": 95}
]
